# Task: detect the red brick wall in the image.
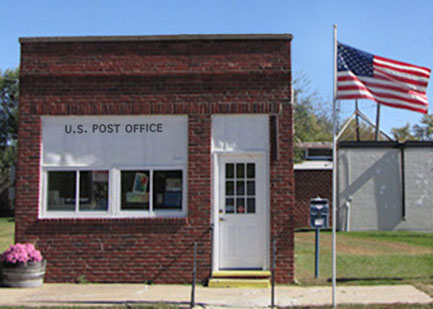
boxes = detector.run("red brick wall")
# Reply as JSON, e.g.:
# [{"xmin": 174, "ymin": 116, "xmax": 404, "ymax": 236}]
[
  {"xmin": 294, "ymin": 169, "xmax": 332, "ymax": 228},
  {"xmin": 17, "ymin": 35, "xmax": 294, "ymax": 283},
  {"xmin": 270, "ymin": 104, "xmax": 295, "ymax": 282}
]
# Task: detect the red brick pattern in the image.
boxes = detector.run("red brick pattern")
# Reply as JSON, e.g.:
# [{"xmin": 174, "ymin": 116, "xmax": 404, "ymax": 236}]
[
  {"xmin": 270, "ymin": 104, "xmax": 295, "ymax": 282},
  {"xmin": 17, "ymin": 36, "xmax": 294, "ymax": 283},
  {"xmin": 294, "ymin": 170, "xmax": 333, "ymax": 228}
]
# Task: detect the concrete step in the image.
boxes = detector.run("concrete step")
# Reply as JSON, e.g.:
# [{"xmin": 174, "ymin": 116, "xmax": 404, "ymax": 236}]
[{"xmin": 208, "ymin": 271, "xmax": 271, "ymax": 288}]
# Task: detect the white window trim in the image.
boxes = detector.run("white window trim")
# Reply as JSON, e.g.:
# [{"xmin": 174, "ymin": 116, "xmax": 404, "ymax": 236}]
[
  {"xmin": 40, "ymin": 165, "xmax": 187, "ymax": 219},
  {"xmin": 115, "ymin": 165, "xmax": 187, "ymax": 218}
]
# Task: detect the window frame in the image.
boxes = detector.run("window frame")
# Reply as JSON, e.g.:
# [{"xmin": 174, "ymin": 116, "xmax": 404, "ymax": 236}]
[
  {"xmin": 40, "ymin": 165, "xmax": 187, "ymax": 219},
  {"xmin": 224, "ymin": 162, "xmax": 257, "ymax": 215},
  {"xmin": 305, "ymin": 148, "xmax": 333, "ymax": 161},
  {"xmin": 41, "ymin": 167, "xmax": 114, "ymax": 218},
  {"xmin": 116, "ymin": 165, "xmax": 187, "ymax": 218}
]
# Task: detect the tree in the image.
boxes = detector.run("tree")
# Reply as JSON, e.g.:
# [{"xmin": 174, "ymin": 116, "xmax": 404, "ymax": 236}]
[
  {"xmin": 413, "ymin": 114, "xmax": 433, "ymax": 141},
  {"xmin": 391, "ymin": 123, "xmax": 417, "ymax": 142},
  {"xmin": 0, "ymin": 69, "xmax": 18, "ymax": 198},
  {"xmin": 0, "ymin": 69, "xmax": 18, "ymax": 149},
  {"xmin": 391, "ymin": 114, "xmax": 433, "ymax": 142},
  {"xmin": 293, "ymin": 76, "xmax": 333, "ymax": 162},
  {"xmin": 293, "ymin": 76, "xmax": 333, "ymax": 142}
]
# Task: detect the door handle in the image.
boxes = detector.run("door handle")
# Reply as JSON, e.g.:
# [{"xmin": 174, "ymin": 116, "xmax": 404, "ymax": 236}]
[{"xmin": 219, "ymin": 217, "xmax": 226, "ymax": 222}]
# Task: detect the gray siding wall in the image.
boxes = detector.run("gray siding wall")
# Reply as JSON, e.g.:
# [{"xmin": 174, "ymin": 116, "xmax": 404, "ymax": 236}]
[{"xmin": 338, "ymin": 146, "xmax": 433, "ymax": 231}]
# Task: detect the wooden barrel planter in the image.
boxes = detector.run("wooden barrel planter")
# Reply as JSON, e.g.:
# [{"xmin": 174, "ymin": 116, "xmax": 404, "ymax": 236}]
[{"xmin": 1, "ymin": 260, "xmax": 46, "ymax": 288}]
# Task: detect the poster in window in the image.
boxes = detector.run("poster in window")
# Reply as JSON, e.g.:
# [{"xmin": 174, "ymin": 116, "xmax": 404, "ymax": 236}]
[
  {"xmin": 93, "ymin": 171, "xmax": 109, "ymax": 182},
  {"xmin": 126, "ymin": 192, "xmax": 149, "ymax": 203},
  {"xmin": 163, "ymin": 192, "xmax": 182, "ymax": 208},
  {"xmin": 165, "ymin": 177, "xmax": 182, "ymax": 192},
  {"xmin": 132, "ymin": 173, "xmax": 149, "ymax": 193}
]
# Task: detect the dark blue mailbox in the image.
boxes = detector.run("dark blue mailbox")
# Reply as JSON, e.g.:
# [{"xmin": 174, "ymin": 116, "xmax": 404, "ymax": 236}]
[{"xmin": 310, "ymin": 197, "xmax": 329, "ymax": 229}]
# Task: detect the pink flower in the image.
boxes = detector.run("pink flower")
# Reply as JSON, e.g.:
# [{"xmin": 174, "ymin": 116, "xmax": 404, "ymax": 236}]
[{"xmin": 0, "ymin": 243, "xmax": 43, "ymax": 264}]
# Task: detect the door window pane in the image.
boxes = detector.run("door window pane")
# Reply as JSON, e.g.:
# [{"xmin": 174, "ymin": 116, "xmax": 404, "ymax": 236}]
[
  {"xmin": 236, "ymin": 163, "xmax": 245, "ymax": 178},
  {"xmin": 225, "ymin": 198, "xmax": 234, "ymax": 213},
  {"xmin": 247, "ymin": 181, "xmax": 255, "ymax": 196},
  {"xmin": 226, "ymin": 163, "xmax": 234, "ymax": 179},
  {"xmin": 236, "ymin": 198, "xmax": 245, "ymax": 213},
  {"xmin": 247, "ymin": 198, "xmax": 255, "ymax": 214},
  {"xmin": 247, "ymin": 163, "xmax": 255, "ymax": 178},
  {"xmin": 121, "ymin": 171, "xmax": 150, "ymax": 210},
  {"xmin": 79, "ymin": 171, "xmax": 109, "ymax": 211},
  {"xmin": 226, "ymin": 181, "xmax": 234, "ymax": 196},
  {"xmin": 236, "ymin": 181, "xmax": 245, "ymax": 196},
  {"xmin": 47, "ymin": 171, "xmax": 76, "ymax": 211},
  {"xmin": 153, "ymin": 170, "xmax": 182, "ymax": 210}
]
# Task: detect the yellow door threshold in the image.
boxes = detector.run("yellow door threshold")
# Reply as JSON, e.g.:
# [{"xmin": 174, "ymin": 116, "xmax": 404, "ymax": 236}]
[{"xmin": 208, "ymin": 278, "xmax": 271, "ymax": 288}]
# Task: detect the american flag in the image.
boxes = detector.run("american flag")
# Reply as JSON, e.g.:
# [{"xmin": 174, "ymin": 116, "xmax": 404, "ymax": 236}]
[{"xmin": 337, "ymin": 42, "xmax": 431, "ymax": 114}]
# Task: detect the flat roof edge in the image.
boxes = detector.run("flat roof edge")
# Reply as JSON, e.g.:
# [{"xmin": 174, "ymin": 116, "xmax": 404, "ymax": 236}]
[
  {"xmin": 19, "ymin": 34, "xmax": 293, "ymax": 44},
  {"xmin": 339, "ymin": 141, "xmax": 433, "ymax": 148}
]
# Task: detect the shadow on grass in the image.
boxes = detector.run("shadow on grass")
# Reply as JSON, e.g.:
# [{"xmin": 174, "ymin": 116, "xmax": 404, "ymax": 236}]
[
  {"xmin": 295, "ymin": 228, "xmax": 331, "ymax": 233},
  {"xmin": 327, "ymin": 275, "xmax": 433, "ymax": 283}
]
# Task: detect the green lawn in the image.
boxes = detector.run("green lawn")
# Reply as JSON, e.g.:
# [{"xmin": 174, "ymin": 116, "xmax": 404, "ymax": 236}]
[
  {"xmin": 0, "ymin": 217, "xmax": 14, "ymax": 252},
  {"xmin": 345, "ymin": 231, "xmax": 433, "ymax": 248},
  {"xmin": 295, "ymin": 230, "xmax": 433, "ymax": 287}
]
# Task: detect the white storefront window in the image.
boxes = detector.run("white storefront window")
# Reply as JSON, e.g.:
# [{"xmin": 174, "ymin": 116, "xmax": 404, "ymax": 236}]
[{"xmin": 40, "ymin": 115, "xmax": 188, "ymax": 218}]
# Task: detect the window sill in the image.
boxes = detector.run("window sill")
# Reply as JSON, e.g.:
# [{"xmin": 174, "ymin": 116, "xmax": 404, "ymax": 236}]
[{"xmin": 36, "ymin": 216, "xmax": 189, "ymax": 226}]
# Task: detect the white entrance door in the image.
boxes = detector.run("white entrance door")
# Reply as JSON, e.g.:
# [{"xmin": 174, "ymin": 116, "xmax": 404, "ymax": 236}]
[{"xmin": 218, "ymin": 154, "xmax": 267, "ymax": 269}]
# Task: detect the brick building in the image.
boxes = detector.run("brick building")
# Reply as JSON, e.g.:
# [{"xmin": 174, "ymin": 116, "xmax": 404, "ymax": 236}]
[
  {"xmin": 294, "ymin": 142, "xmax": 332, "ymax": 228},
  {"xmin": 16, "ymin": 34, "xmax": 295, "ymax": 284}
]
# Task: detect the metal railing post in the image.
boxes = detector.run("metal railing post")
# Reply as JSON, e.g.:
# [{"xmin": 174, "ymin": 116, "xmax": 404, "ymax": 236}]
[
  {"xmin": 315, "ymin": 228, "xmax": 320, "ymax": 278},
  {"xmin": 271, "ymin": 239, "xmax": 276, "ymax": 308},
  {"xmin": 190, "ymin": 242, "xmax": 197, "ymax": 308}
]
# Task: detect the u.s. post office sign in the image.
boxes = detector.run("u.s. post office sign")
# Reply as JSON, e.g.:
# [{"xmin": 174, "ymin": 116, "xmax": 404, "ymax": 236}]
[{"xmin": 42, "ymin": 115, "xmax": 188, "ymax": 167}]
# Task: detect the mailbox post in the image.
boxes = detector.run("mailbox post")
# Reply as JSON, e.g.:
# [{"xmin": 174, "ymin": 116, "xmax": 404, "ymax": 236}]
[{"xmin": 310, "ymin": 197, "xmax": 329, "ymax": 278}]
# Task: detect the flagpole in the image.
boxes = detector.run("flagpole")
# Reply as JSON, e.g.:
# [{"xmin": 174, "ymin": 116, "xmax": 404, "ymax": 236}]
[
  {"xmin": 332, "ymin": 24, "xmax": 338, "ymax": 309},
  {"xmin": 375, "ymin": 103, "xmax": 381, "ymax": 141},
  {"xmin": 355, "ymin": 100, "xmax": 360, "ymax": 141}
]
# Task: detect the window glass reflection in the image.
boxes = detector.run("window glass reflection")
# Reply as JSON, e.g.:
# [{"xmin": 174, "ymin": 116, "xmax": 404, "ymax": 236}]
[
  {"xmin": 47, "ymin": 171, "xmax": 76, "ymax": 211},
  {"xmin": 79, "ymin": 171, "xmax": 109, "ymax": 211}
]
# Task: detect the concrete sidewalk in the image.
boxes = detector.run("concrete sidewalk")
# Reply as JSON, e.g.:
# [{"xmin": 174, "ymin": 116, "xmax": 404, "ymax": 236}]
[{"xmin": 0, "ymin": 284, "xmax": 431, "ymax": 307}]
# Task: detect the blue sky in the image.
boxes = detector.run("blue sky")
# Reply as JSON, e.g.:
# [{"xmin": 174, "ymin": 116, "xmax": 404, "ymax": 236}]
[{"xmin": 1, "ymin": 0, "xmax": 432, "ymax": 135}]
